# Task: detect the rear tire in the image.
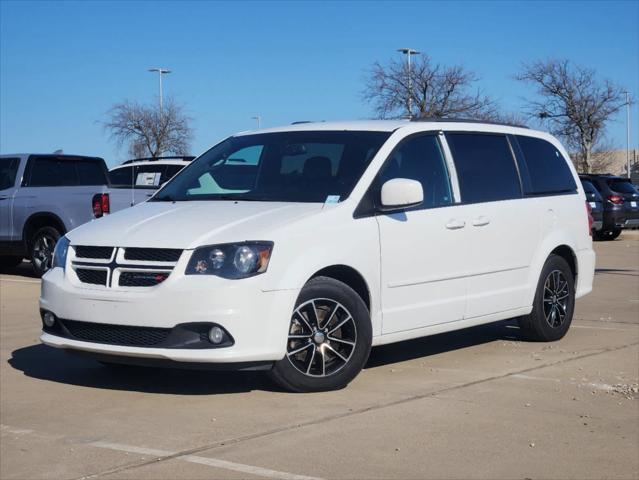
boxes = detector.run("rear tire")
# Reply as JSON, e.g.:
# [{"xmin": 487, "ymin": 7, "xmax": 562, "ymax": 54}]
[
  {"xmin": 594, "ymin": 228, "xmax": 621, "ymax": 241},
  {"xmin": 0, "ymin": 256, "xmax": 23, "ymax": 270},
  {"xmin": 268, "ymin": 276, "xmax": 372, "ymax": 392},
  {"xmin": 30, "ymin": 226, "xmax": 61, "ymax": 277},
  {"xmin": 518, "ymin": 254, "xmax": 575, "ymax": 342}
]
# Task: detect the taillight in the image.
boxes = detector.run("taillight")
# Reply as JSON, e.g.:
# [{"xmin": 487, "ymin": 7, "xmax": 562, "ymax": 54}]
[
  {"xmin": 607, "ymin": 194, "xmax": 623, "ymax": 205},
  {"xmin": 92, "ymin": 193, "xmax": 110, "ymax": 218},
  {"xmin": 586, "ymin": 201, "xmax": 593, "ymax": 236}
]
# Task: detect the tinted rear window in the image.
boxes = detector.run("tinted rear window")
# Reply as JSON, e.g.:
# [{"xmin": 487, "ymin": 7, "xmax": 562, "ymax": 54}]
[
  {"xmin": 109, "ymin": 166, "xmax": 134, "ymax": 186},
  {"xmin": 516, "ymin": 135, "xmax": 576, "ymax": 195},
  {"xmin": 446, "ymin": 133, "xmax": 521, "ymax": 203},
  {"xmin": 608, "ymin": 179, "xmax": 638, "ymax": 194},
  {"xmin": 0, "ymin": 157, "xmax": 20, "ymax": 190},
  {"xmin": 76, "ymin": 160, "xmax": 108, "ymax": 185},
  {"xmin": 29, "ymin": 158, "xmax": 78, "ymax": 186},
  {"xmin": 27, "ymin": 156, "xmax": 107, "ymax": 187}
]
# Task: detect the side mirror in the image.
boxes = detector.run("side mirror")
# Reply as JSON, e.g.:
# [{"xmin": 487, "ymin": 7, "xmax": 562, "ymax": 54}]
[{"xmin": 380, "ymin": 178, "xmax": 423, "ymax": 211}]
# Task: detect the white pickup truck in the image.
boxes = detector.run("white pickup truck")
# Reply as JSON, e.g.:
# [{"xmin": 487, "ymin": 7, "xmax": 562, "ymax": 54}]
[
  {"xmin": 91, "ymin": 156, "xmax": 194, "ymax": 218},
  {"xmin": 0, "ymin": 154, "xmax": 191, "ymax": 276},
  {"xmin": 0, "ymin": 153, "xmax": 113, "ymax": 275},
  {"xmin": 104, "ymin": 156, "xmax": 192, "ymax": 213}
]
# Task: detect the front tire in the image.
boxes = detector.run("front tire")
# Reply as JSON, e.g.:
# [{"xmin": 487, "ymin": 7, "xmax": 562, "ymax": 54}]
[
  {"xmin": 518, "ymin": 254, "xmax": 575, "ymax": 342},
  {"xmin": 269, "ymin": 276, "xmax": 372, "ymax": 392},
  {"xmin": 30, "ymin": 226, "xmax": 60, "ymax": 277}
]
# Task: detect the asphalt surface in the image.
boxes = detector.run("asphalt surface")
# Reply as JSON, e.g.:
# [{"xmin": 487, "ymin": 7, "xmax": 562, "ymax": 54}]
[{"xmin": 1, "ymin": 234, "xmax": 638, "ymax": 480}]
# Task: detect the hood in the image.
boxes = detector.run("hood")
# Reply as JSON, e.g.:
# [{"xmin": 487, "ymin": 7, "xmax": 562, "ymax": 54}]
[{"xmin": 67, "ymin": 201, "xmax": 323, "ymax": 249}]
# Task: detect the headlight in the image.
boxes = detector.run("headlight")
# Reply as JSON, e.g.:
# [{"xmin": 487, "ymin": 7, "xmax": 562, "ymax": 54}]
[
  {"xmin": 52, "ymin": 236, "xmax": 70, "ymax": 270},
  {"xmin": 186, "ymin": 242, "xmax": 273, "ymax": 279}
]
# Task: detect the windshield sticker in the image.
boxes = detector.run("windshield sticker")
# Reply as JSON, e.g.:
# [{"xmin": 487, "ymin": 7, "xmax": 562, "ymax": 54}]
[{"xmin": 324, "ymin": 195, "xmax": 340, "ymax": 205}]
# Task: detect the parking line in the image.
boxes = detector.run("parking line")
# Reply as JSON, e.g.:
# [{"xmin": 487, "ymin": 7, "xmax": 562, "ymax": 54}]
[
  {"xmin": 572, "ymin": 324, "xmax": 633, "ymax": 331},
  {"xmin": 0, "ymin": 277, "xmax": 40, "ymax": 284},
  {"xmin": 90, "ymin": 441, "xmax": 323, "ymax": 480}
]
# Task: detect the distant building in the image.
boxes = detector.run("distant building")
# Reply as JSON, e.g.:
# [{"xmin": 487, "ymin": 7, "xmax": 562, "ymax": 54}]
[{"xmin": 571, "ymin": 149, "xmax": 639, "ymax": 182}]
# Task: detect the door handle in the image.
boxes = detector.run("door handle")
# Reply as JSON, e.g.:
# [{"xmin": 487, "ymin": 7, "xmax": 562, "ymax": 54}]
[
  {"xmin": 472, "ymin": 216, "xmax": 490, "ymax": 227},
  {"xmin": 445, "ymin": 219, "xmax": 466, "ymax": 230},
  {"xmin": 0, "ymin": 196, "xmax": 9, "ymax": 200}
]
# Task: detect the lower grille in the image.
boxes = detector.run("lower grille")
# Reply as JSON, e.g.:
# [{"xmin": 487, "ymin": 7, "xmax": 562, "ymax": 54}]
[
  {"xmin": 75, "ymin": 269, "xmax": 107, "ymax": 285},
  {"xmin": 62, "ymin": 319, "xmax": 170, "ymax": 347},
  {"xmin": 119, "ymin": 271, "xmax": 169, "ymax": 287}
]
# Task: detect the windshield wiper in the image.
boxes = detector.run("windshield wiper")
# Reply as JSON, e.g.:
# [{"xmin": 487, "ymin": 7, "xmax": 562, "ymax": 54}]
[
  {"xmin": 152, "ymin": 194, "xmax": 178, "ymax": 202},
  {"xmin": 211, "ymin": 194, "xmax": 268, "ymax": 201}
]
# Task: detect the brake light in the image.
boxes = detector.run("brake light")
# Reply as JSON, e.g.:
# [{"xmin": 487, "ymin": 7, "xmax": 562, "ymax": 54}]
[
  {"xmin": 607, "ymin": 194, "xmax": 623, "ymax": 205},
  {"xmin": 586, "ymin": 201, "xmax": 593, "ymax": 236},
  {"xmin": 92, "ymin": 193, "xmax": 110, "ymax": 218}
]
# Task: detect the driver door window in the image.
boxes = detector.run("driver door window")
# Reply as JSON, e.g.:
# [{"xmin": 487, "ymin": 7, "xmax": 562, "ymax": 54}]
[{"xmin": 376, "ymin": 135, "xmax": 453, "ymax": 210}]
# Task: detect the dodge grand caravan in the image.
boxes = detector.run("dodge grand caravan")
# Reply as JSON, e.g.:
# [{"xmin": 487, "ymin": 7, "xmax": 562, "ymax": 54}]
[{"xmin": 39, "ymin": 120, "xmax": 596, "ymax": 392}]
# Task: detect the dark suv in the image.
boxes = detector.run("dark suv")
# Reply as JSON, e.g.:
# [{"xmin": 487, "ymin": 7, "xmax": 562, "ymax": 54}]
[
  {"xmin": 580, "ymin": 179, "xmax": 604, "ymax": 233},
  {"xmin": 579, "ymin": 174, "xmax": 639, "ymax": 240}
]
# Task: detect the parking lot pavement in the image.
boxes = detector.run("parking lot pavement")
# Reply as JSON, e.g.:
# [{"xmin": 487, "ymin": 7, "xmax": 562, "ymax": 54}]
[{"xmin": 1, "ymin": 234, "xmax": 637, "ymax": 480}]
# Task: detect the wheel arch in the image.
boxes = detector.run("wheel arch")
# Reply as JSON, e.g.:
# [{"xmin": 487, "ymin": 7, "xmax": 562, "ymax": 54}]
[
  {"xmin": 308, "ymin": 264, "xmax": 371, "ymax": 312},
  {"xmin": 550, "ymin": 244, "xmax": 577, "ymax": 280},
  {"xmin": 23, "ymin": 212, "xmax": 67, "ymax": 248},
  {"xmin": 525, "ymin": 237, "xmax": 579, "ymax": 307}
]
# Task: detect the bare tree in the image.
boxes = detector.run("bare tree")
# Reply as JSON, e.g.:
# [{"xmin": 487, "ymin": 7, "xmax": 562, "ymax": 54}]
[
  {"xmin": 517, "ymin": 59, "xmax": 629, "ymax": 173},
  {"xmin": 363, "ymin": 54, "xmax": 497, "ymax": 120},
  {"xmin": 570, "ymin": 139, "xmax": 619, "ymax": 174},
  {"xmin": 103, "ymin": 98, "xmax": 193, "ymax": 158}
]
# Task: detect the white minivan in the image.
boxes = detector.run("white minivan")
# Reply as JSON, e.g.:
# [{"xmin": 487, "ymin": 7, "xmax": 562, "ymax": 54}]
[{"xmin": 39, "ymin": 120, "xmax": 596, "ymax": 392}]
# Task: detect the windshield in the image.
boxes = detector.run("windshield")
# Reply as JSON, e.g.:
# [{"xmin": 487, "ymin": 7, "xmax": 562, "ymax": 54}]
[{"xmin": 153, "ymin": 131, "xmax": 391, "ymax": 202}]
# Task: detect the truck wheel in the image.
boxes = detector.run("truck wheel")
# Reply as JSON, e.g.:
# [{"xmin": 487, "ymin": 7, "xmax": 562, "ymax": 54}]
[
  {"xmin": 0, "ymin": 256, "xmax": 23, "ymax": 270},
  {"xmin": 268, "ymin": 276, "xmax": 372, "ymax": 392},
  {"xmin": 594, "ymin": 229, "xmax": 621, "ymax": 241},
  {"xmin": 518, "ymin": 254, "xmax": 575, "ymax": 342},
  {"xmin": 30, "ymin": 226, "xmax": 60, "ymax": 277}
]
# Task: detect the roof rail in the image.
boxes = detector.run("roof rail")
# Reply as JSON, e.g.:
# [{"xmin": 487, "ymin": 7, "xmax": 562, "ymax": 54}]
[
  {"xmin": 410, "ymin": 117, "xmax": 528, "ymax": 129},
  {"xmin": 122, "ymin": 155, "xmax": 195, "ymax": 165}
]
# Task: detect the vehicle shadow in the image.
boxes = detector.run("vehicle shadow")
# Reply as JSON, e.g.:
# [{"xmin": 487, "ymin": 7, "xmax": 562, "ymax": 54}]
[
  {"xmin": 366, "ymin": 319, "xmax": 522, "ymax": 368},
  {"xmin": 9, "ymin": 319, "xmax": 523, "ymax": 395},
  {"xmin": 8, "ymin": 344, "xmax": 276, "ymax": 394},
  {"xmin": 595, "ymin": 268, "xmax": 638, "ymax": 277},
  {"xmin": 0, "ymin": 261, "xmax": 38, "ymax": 279}
]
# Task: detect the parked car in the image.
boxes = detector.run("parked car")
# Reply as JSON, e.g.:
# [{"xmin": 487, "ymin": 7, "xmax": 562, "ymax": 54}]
[
  {"xmin": 580, "ymin": 178, "xmax": 604, "ymax": 233},
  {"xmin": 39, "ymin": 120, "xmax": 595, "ymax": 392},
  {"xmin": 0, "ymin": 154, "xmax": 111, "ymax": 275},
  {"xmin": 579, "ymin": 174, "xmax": 639, "ymax": 240},
  {"xmin": 97, "ymin": 156, "xmax": 193, "ymax": 217}
]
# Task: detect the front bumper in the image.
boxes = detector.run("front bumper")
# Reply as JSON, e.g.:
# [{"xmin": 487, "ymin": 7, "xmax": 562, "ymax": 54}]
[{"xmin": 39, "ymin": 267, "xmax": 299, "ymax": 363}]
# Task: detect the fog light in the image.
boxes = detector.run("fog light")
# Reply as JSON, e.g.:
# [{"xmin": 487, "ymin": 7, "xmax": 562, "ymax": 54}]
[
  {"xmin": 208, "ymin": 326, "xmax": 224, "ymax": 344},
  {"xmin": 43, "ymin": 311, "xmax": 56, "ymax": 327}
]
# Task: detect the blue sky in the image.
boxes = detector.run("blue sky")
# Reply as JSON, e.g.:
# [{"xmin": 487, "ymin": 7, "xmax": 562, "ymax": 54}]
[{"xmin": 1, "ymin": 0, "xmax": 637, "ymax": 167}]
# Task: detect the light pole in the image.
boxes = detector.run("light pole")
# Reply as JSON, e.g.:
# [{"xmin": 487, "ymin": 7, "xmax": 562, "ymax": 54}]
[
  {"xmin": 148, "ymin": 68, "xmax": 171, "ymax": 113},
  {"xmin": 251, "ymin": 116, "xmax": 261, "ymax": 129},
  {"xmin": 397, "ymin": 48, "xmax": 420, "ymax": 118},
  {"xmin": 624, "ymin": 91, "xmax": 631, "ymax": 178}
]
